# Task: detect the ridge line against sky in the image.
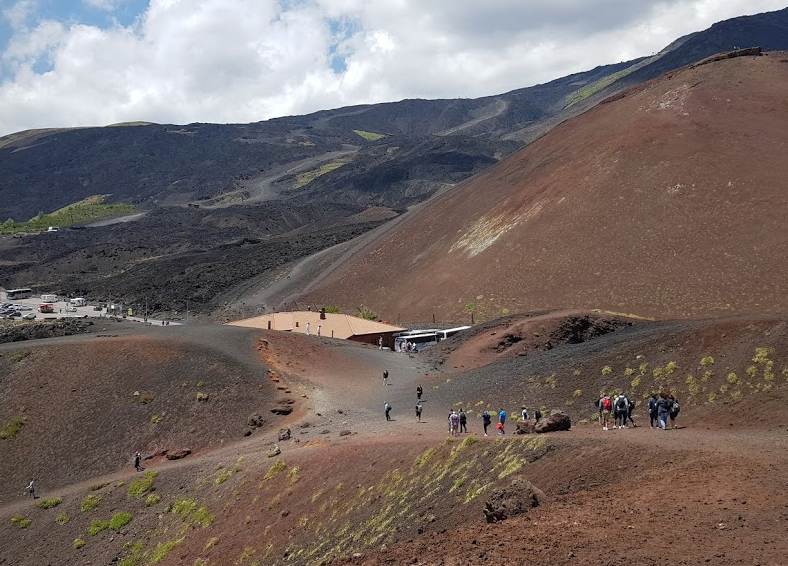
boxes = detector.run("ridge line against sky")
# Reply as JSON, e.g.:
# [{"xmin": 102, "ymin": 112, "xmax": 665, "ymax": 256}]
[{"xmin": 0, "ymin": 0, "xmax": 785, "ymax": 136}]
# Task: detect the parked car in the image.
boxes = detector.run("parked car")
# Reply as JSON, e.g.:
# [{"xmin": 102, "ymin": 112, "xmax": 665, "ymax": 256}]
[{"xmin": 22, "ymin": 312, "xmax": 36, "ymax": 320}]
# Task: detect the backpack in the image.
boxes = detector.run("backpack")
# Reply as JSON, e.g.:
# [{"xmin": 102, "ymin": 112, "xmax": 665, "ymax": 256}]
[
  {"xmin": 482, "ymin": 412, "xmax": 491, "ymax": 424},
  {"xmin": 671, "ymin": 400, "xmax": 680, "ymax": 415},
  {"xmin": 648, "ymin": 398, "xmax": 657, "ymax": 412},
  {"xmin": 459, "ymin": 412, "xmax": 467, "ymax": 423},
  {"xmin": 594, "ymin": 398, "xmax": 601, "ymax": 408},
  {"xmin": 601, "ymin": 397, "xmax": 612, "ymax": 411},
  {"xmin": 450, "ymin": 413, "xmax": 460, "ymax": 426},
  {"xmin": 615, "ymin": 396, "xmax": 627, "ymax": 411},
  {"xmin": 534, "ymin": 409, "xmax": 542, "ymax": 421}
]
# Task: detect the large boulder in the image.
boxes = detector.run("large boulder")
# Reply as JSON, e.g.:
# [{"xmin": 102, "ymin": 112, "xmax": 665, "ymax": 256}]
[
  {"xmin": 270, "ymin": 405, "xmax": 293, "ymax": 416},
  {"xmin": 483, "ymin": 477, "xmax": 546, "ymax": 523},
  {"xmin": 534, "ymin": 412, "xmax": 571, "ymax": 433},
  {"xmin": 515, "ymin": 421, "xmax": 537, "ymax": 435},
  {"xmin": 166, "ymin": 448, "xmax": 191, "ymax": 460}
]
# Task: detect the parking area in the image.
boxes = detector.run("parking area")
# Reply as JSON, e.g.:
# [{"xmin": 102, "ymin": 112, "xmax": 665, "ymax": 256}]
[{"xmin": 0, "ymin": 291, "xmax": 179, "ymax": 325}]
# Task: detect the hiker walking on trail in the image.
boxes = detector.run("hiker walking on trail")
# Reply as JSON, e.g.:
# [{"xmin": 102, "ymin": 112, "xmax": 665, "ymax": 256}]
[
  {"xmin": 482, "ymin": 411, "xmax": 491, "ymax": 436},
  {"xmin": 415, "ymin": 401, "xmax": 423, "ymax": 422},
  {"xmin": 521, "ymin": 406, "xmax": 529, "ymax": 421},
  {"xmin": 384, "ymin": 402, "xmax": 392, "ymax": 421},
  {"xmin": 598, "ymin": 394, "xmax": 613, "ymax": 430},
  {"xmin": 133, "ymin": 451, "xmax": 143, "ymax": 472},
  {"xmin": 378, "ymin": 336, "xmax": 383, "ymax": 350},
  {"xmin": 416, "ymin": 385, "xmax": 423, "ymax": 400},
  {"xmin": 669, "ymin": 395, "xmax": 680, "ymax": 429},
  {"xmin": 614, "ymin": 393, "xmax": 629, "ymax": 429},
  {"xmin": 382, "ymin": 370, "xmax": 389, "ymax": 386},
  {"xmin": 648, "ymin": 394, "xmax": 659, "ymax": 428},
  {"xmin": 25, "ymin": 479, "xmax": 36, "ymax": 499},
  {"xmin": 626, "ymin": 397, "xmax": 637, "ymax": 427},
  {"xmin": 459, "ymin": 409, "xmax": 468, "ymax": 433},
  {"xmin": 534, "ymin": 408, "xmax": 542, "ymax": 424},
  {"xmin": 656, "ymin": 393, "xmax": 671, "ymax": 430},
  {"xmin": 498, "ymin": 409, "xmax": 507, "ymax": 434},
  {"xmin": 449, "ymin": 410, "xmax": 460, "ymax": 436}
]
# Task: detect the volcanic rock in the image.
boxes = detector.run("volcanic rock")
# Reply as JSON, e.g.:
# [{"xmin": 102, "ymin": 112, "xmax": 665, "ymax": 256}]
[
  {"xmin": 278, "ymin": 428, "xmax": 292, "ymax": 441},
  {"xmin": 535, "ymin": 412, "xmax": 571, "ymax": 433},
  {"xmin": 483, "ymin": 477, "xmax": 546, "ymax": 523},
  {"xmin": 166, "ymin": 448, "xmax": 191, "ymax": 460}
]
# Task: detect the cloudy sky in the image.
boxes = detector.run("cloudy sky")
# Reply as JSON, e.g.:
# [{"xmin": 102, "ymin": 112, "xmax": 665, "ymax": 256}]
[{"xmin": 0, "ymin": 0, "xmax": 784, "ymax": 135}]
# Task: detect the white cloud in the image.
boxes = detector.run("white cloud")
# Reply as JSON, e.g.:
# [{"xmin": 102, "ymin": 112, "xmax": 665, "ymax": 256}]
[
  {"xmin": 3, "ymin": 0, "xmax": 37, "ymax": 29},
  {"xmin": 0, "ymin": 0, "xmax": 785, "ymax": 135}
]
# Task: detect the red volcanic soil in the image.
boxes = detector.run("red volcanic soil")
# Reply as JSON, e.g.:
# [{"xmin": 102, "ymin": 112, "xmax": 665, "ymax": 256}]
[
  {"xmin": 304, "ymin": 53, "xmax": 788, "ymax": 322},
  {"xmin": 0, "ymin": 326, "xmax": 277, "ymax": 503}
]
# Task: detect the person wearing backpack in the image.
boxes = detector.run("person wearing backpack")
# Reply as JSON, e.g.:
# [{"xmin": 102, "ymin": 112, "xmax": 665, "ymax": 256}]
[
  {"xmin": 498, "ymin": 409, "xmax": 507, "ymax": 434},
  {"xmin": 599, "ymin": 395, "xmax": 613, "ymax": 430},
  {"xmin": 459, "ymin": 409, "xmax": 468, "ymax": 433},
  {"xmin": 534, "ymin": 408, "xmax": 542, "ymax": 423},
  {"xmin": 415, "ymin": 401, "xmax": 423, "ymax": 422},
  {"xmin": 648, "ymin": 394, "xmax": 659, "ymax": 428},
  {"xmin": 614, "ymin": 393, "xmax": 629, "ymax": 429},
  {"xmin": 481, "ymin": 411, "xmax": 492, "ymax": 436},
  {"xmin": 656, "ymin": 392, "xmax": 671, "ymax": 430},
  {"xmin": 384, "ymin": 401, "xmax": 392, "ymax": 421},
  {"xmin": 521, "ymin": 406, "xmax": 529, "ymax": 421},
  {"xmin": 416, "ymin": 385, "xmax": 423, "ymax": 400},
  {"xmin": 626, "ymin": 396, "xmax": 636, "ymax": 427},
  {"xmin": 669, "ymin": 395, "xmax": 680, "ymax": 429}
]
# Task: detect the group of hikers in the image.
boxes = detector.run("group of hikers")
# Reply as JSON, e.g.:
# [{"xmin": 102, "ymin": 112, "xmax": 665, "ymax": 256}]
[{"xmin": 596, "ymin": 392, "xmax": 680, "ymax": 430}]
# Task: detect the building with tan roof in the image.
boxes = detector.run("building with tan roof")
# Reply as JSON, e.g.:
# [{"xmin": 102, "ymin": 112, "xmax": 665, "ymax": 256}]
[{"xmin": 228, "ymin": 311, "xmax": 405, "ymax": 347}]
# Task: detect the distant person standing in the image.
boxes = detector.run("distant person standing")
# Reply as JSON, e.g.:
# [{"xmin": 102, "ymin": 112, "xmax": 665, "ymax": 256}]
[
  {"xmin": 25, "ymin": 479, "xmax": 36, "ymax": 499},
  {"xmin": 416, "ymin": 385, "xmax": 423, "ymax": 400},
  {"xmin": 534, "ymin": 408, "xmax": 542, "ymax": 424},
  {"xmin": 133, "ymin": 451, "xmax": 143, "ymax": 472},
  {"xmin": 306, "ymin": 322, "xmax": 311, "ymax": 336},
  {"xmin": 626, "ymin": 397, "xmax": 637, "ymax": 427},
  {"xmin": 317, "ymin": 324, "xmax": 322, "ymax": 337},
  {"xmin": 459, "ymin": 409, "xmax": 468, "ymax": 433},
  {"xmin": 449, "ymin": 410, "xmax": 460, "ymax": 436},
  {"xmin": 384, "ymin": 402, "xmax": 392, "ymax": 421},
  {"xmin": 482, "ymin": 411, "xmax": 492, "ymax": 436},
  {"xmin": 614, "ymin": 393, "xmax": 629, "ymax": 429},
  {"xmin": 598, "ymin": 394, "xmax": 613, "ymax": 430},
  {"xmin": 378, "ymin": 336, "xmax": 383, "ymax": 350},
  {"xmin": 383, "ymin": 370, "xmax": 389, "ymax": 386},
  {"xmin": 648, "ymin": 394, "xmax": 659, "ymax": 428},
  {"xmin": 521, "ymin": 406, "xmax": 529, "ymax": 421},
  {"xmin": 415, "ymin": 401, "xmax": 423, "ymax": 422}
]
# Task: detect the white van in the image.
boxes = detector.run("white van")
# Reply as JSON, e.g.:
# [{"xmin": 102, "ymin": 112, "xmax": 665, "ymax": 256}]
[
  {"xmin": 70, "ymin": 297, "xmax": 87, "ymax": 307},
  {"xmin": 40, "ymin": 294, "xmax": 58, "ymax": 303}
]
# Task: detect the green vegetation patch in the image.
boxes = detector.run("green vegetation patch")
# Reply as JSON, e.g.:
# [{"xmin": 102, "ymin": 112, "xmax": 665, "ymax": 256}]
[
  {"xmin": 55, "ymin": 512, "xmax": 70, "ymax": 525},
  {"xmin": 80, "ymin": 494, "xmax": 102, "ymax": 512},
  {"xmin": 353, "ymin": 129, "xmax": 386, "ymax": 141},
  {"xmin": 564, "ymin": 67, "xmax": 635, "ymax": 108},
  {"xmin": 0, "ymin": 416, "xmax": 24, "ymax": 440},
  {"xmin": 36, "ymin": 496, "xmax": 63, "ymax": 509},
  {"xmin": 109, "ymin": 511, "xmax": 133, "ymax": 530},
  {"xmin": 263, "ymin": 459, "xmax": 287, "ymax": 480},
  {"xmin": 144, "ymin": 494, "xmax": 161, "ymax": 507},
  {"xmin": 150, "ymin": 539, "xmax": 183, "ymax": 563},
  {"xmin": 169, "ymin": 498, "xmax": 214, "ymax": 527},
  {"xmin": 294, "ymin": 159, "xmax": 351, "ymax": 188},
  {"xmin": 87, "ymin": 519, "xmax": 109, "ymax": 536},
  {"xmin": 0, "ymin": 195, "xmax": 137, "ymax": 234},
  {"xmin": 72, "ymin": 538, "xmax": 86, "ymax": 549},
  {"xmin": 10, "ymin": 515, "xmax": 31, "ymax": 528},
  {"xmin": 128, "ymin": 470, "xmax": 158, "ymax": 498}
]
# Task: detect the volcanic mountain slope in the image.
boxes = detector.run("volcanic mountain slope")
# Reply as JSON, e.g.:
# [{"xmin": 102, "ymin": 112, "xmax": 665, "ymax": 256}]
[
  {"xmin": 0, "ymin": 325, "xmax": 283, "ymax": 503},
  {"xmin": 303, "ymin": 52, "xmax": 788, "ymax": 322},
  {"xmin": 0, "ymin": 314, "xmax": 785, "ymax": 566}
]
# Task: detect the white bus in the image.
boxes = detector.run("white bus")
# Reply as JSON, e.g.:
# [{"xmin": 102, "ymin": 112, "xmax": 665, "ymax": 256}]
[{"xmin": 5, "ymin": 288, "xmax": 33, "ymax": 300}]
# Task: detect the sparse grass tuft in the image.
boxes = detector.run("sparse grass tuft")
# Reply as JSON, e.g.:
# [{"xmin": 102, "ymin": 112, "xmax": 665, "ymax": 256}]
[
  {"xmin": 118, "ymin": 541, "xmax": 145, "ymax": 566},
  {"xmin": 214, "ymin": 468, "xmax": 233, "ymax": 485},
  {"xmin": 80, "ymin": 494, "xmax": 101, "ymax": 512},
  {"xmin": 36, "ymin": 496, "xmax": 63, "ymax": 509},
  {"xmin": 73, "ymin": 538, "xmax": 86, "ymax": 549},
  {"xmin": 87, "ymin": 519, "xmax": 109, "ymax": 536},
  {"xmin": 264, "ymin": 460, "xmax": 287, "ymax": 480},
  {"xmin": 55, "ymin": 512, "xmax": 70, "ymax": 525},
  {"xmin": 10, "ymin": 515, "xmax": 31, "ymax": 528},
  {"xmin": 150, "ymin": 539, "xmax": 183, "ymax": 564},
  {"xmin": 700, "ymin": 356, "xmax": 715, "ymax": 367},
  {"xmin": 109, "ymin": 511, "xmax": 133, "ymax": 530},
  {"xmin": 150, "ymin": 414, "xmax": 162, "ymax": 424},
  {"xmin": 601, "ymin": 366, "xmax": 612, "ymax": 376},
  {"xmin": 196, "ymin": 392, "xmax": 210, "ymax": 402},
  {"xmin": 128, "ymin": 470, "xmax": 157, "ymax": 498},
  {"xmin": 170, "ymin": 498, "xmax": 214, "ymax": 527},
  {"xmin": 144, "ymin": 494, "xmax": 161, "ymax": 507},
  {"xmin": 287, "ymin": 466, "xmax": 301, "ymax": 484},
  {"xmin": 0, "ymin": 416, "xmax": 24, "ymax": 440}
]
